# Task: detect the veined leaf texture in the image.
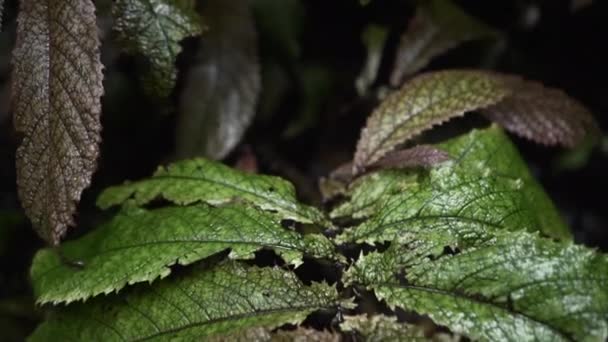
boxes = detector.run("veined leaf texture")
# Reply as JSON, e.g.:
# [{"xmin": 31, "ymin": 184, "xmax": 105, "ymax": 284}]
[
  {"xmin": 12, "ymin": 0, "xmax": 104, "ymax": 245},
  {"xmin": 354, "ymin": 70, "xmax": 598, "ymax": 172}
]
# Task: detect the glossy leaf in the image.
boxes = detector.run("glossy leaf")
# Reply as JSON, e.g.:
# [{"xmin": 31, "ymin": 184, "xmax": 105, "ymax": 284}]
[
  {"xmin": 346, "ymin": 231, "xmax": 608, "ymax": 341},
  {"xmin": 390, "ymin": 0, "xmax": 498, "ymax": 86},
  {"xmin": 482, "ymin": 75, "xmax": 599, "ymax": 147},
  {"xmin": 177, "ymin": 0, "xmax": 261, "ymax": 159},
  {"xmin": 31, "ymin": 204, "xmax": 336, "ymax": 304},
  {"xmin": 12, "ymin": 0, "xmax": 104, "ymax": 245},
  {"xmin": 354, "ymin": 70, "xmax": 510, "ymax": 171},
  {"xmin": 340, "ymin": 126, "xmax": 571, "ymax": 243},
  {"xmin": 30, "ymin": 262, "xmax": 340, "ymax": 341},
  {"xmin": 112, "ymin": 0, "xmax": 203, "ymax": 97},
  {"xmin": 97, "ymin": 158, "xmax": 329, "ymax": 226}
]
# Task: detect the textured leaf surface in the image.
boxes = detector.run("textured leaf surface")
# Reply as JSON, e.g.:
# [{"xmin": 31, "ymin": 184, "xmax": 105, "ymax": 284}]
[
  {"xmin": 482, "ymin": 75, "xmax": 599, "ymax": 147},
  {"xmin": 12, "ymin": 0, "xmax": 104, "ymax": 245},
  {"xmin": 97, "ymin": 158, "xmax": 328, "ymax": 226},
  {"xmin": 31, "ymin": 204, "xmax": 336, "ymax": 304},
  {"xmin": 347, "ymin": 231, "xmax": 608, "ymax": 341},
  {"xmin": 354, "ymin": 70, "xmax": 510, "ymax": 171},
  {"xmin": 177, "ymin": 0, "xmax": 261, "ymax": 160},
  {"xmin": 340, "ymin": 126, "xmax": 570, "ymax": 241},
  {"xmin": 390, "ymin": 0, "xmax": 497, "ymax": 86},
  {"xmin": 30, "ymin": 262, "xmax": 339, "ymax": 341},
  {"xmin": 208, "ymin": 327, "xmax": 340, "ymax": 342},
  {"xmin": 341, "ymin": 315, "xmax": 459, "ymax": 341},
  {"xmin": 113, "ymin": 0, "xmax": 203, "ymax": 97}
]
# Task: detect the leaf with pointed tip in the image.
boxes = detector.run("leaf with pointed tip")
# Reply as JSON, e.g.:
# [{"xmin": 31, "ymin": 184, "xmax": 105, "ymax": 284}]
[
  {"xmin": 12, "ymin": 0, "xmax": 104, "ymax": 245},
  {"xmin": 29, "ymin": 262, "xmax": 340, "ymax": 341},
  {"xmin": 97, "ymin": 158, "xmax": 329, "ymax": 226},
  {"xmin": 112, "ymin": 0, "xmax": 203, "ymax": 97},
  {"xmin": 341, "ymin": 315, "xmax": 459, "ymax": 341},
  {"xmin": 177, "ymin": 0, "xmax": 261, "ymax": 160},
  {"xmin": 340, "ymin": 126, "xmax": 571, "ymax": 242},
  {"xmin": 354, "ymin": 70, "xmax": 510, "ymax": 171},
  {"xmin": 482, "ymin": 75, "xmax": 599, "ymax": 147},
  {"xmin": 390, "ymin": 0, "xmax": 498, "ymax": 86},
  {"xmin": 31, "ymin": 203, "xmax": 336, "ymax": 304},
  {"xmin": 346, "ymin": 230, "xmax": 608, "ymax": 341}
]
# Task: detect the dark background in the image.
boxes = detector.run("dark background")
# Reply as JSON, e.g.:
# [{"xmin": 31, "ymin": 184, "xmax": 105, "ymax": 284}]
[{"xmin": 0, "ymin": 0, "xmax": 606, "ymax": 339}]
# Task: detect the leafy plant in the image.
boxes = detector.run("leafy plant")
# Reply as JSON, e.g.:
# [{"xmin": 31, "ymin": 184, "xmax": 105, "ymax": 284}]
[{"xmin": 1, "ymin": 0, "xmax": 606, "ymax": 340}]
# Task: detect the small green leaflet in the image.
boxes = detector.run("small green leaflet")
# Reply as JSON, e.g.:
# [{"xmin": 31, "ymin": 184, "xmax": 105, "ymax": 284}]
[
  {"xmin": 29, "ymin": 262, "xmax": 340, "ymax": 341},
  {"xmin": 339, "ymin": 126, "xmax": 570, "ymax": 243},
  {"xmin": 31, "ymin": 204, "xmax": 336, "ymax": 304},
  {"xmin": 112, "ymin": 0, "xmax": 204, "ymax": 97},
  {"xmin": 346, "ymin": 231, "xmax": 608, "ymax": 341},
  {"xmin": 97, "ymin": 158, "xmax": 329, "ymax": 226}
]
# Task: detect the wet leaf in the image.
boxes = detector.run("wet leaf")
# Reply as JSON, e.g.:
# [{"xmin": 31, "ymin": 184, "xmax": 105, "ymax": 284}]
[
  {"xmin": 481, "ymin": 75, "xmax": 600, "ymax": 147},
  {"xmin": 354, "ymin": 70, "xmax": 510, "ymax": 172},
  {"xmin": 390, "ymin": 0, "xmax": 498, "ymax": 86},
  {"xmin": 112, "ymin": 0, "xmax": 203, "ymax": 97},
  {"xmin": 340, "ymin": 126, "xmax": 571, "ymax": 243},
  {"xmin": 31, "ymin": 204, "xmax": 336, "ymax": 304},
  {"xmin": 12, "ymin": 0, "xmax": 104, "ymax": 245},
  {"xmin": 97, "ymin": 158, "xmax": 329, "ymax": 226},
  {"xmin": 177, "ymin": 0, "xmax": 260, "ymax": 159},
  {"xmin": 30, "ymin": 262, "xmax": 340, "ymax": 341},
  {"xmin": 346, "ymin": 231, "xmax": 608, "ymax": 341}
]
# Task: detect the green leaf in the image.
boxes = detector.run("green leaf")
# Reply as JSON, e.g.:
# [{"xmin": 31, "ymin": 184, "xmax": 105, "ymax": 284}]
[
  {"xmin": 390, "ymin": 0, "xmax": 498, "ymax": 86},
  {"xmin": 112, "ymin": 0, "xmax": 204, "ymax": 97},
  {"xmin": 12, "ymin": 0, "xmax": 104, "ymax": 245},
  {"xmin": 177, "ymin": 0, "xmax": 261, "ymax": 159},
  {"xmin": 31, "ymin": 203, "xmax": 336, "ymax": 304},
  {"xmin": 339, "ymin": 126, "xmax": 570, "ymax": 241},
  {"xmin": 354, "ymin": 70, "xmax": 510, "ymax": 171},
  {"xmin": 97, "ymin": 158, "xmax": 329, "ymax": 226},
  {"xmin": 346, "ymin": 231, "xmax": 608, "ymax": 341},
  {"xmin": 341, "ymin": 315, "xmax": 459, "ymax": 341},
  {"xmin": 29, "ymin": 262, "xmax": 340, "ymax": 341}
]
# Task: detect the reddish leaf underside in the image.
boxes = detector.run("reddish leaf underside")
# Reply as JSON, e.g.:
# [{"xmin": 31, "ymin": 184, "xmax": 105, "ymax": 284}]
[
  {"xmin": 12, "ymin": 0, "xmax": 103, "ymax": 245},
  {"xmin": 354, "ymin": 70, "xmax": 598, "ymax": 173},
  {"xmin": 353, "ymin": 70, "xmax": 510, "ymax": 172},
  {"xmin": 482, "ymin": 76, "xmax": 599, "ymax": 147}
]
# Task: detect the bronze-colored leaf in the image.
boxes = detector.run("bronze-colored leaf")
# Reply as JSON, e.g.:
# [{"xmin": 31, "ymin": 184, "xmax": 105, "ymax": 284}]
[
  {"xmin": 390, "ymin": 0, "xmax": 497, "ymax": 86},
  {"xmin": 482, "ymin": 75, "xmax": 600, "ymax": 147},
  {"xmin": 330, "ymin": 145, "xmax": 450, "ymax": 183},
  {"xmin": 12, "ymin": 0, "xmax": 104, "ymax": 245},
  {"xmin": 353, "ymin": 70, "xmax": 510, "ymax": 172},
  {"xmin": 177, "ymin": 0, "xmax": 261, "ymax": 159}
]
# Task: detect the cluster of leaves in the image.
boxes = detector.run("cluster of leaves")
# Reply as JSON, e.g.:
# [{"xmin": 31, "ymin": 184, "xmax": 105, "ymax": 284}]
[
  {"xmin": 2, "ymin": 0, "xmax": 606, "ymax": 340},
  {"xmin": 29, "ymin": 122, "xmax": 608, "ymax": 340}
]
